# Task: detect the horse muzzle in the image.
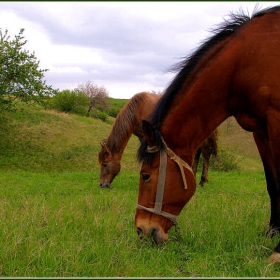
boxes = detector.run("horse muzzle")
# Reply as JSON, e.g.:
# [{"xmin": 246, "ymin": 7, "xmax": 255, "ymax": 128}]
[
  {"xmin": 136, "ymin": 224, "xmax": 169, "ymax": 244},
  {"xmin": 99, "ymin": 179, "xmax": 111, "ymax": 188}
]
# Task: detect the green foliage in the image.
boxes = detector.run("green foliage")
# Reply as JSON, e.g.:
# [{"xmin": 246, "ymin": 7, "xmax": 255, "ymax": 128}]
[
  {"xmin": 86, "ymin": 108, "xmax": 108, "ymax": 122},
  {"xmin": 196, "ymin": 146, "xmax": 242, "ymax": 172},
  {"xmin": 46, "ymin": 93, "xmax": 127, "ymax": 122},
  {"xmin": 95, "ymin": 111, "xmax": 108, "ymax": 122},
  {"xmin": 50, "ymin": 89, "xmax": 89, "ymax": 113},
  {"xmin": 0, "ymin": 29, "xmax": 55, "ymax": 111},
  {"xmin": 107, "ymin": 107, "xmax": 119, "ymax": 118},
  {"xmin": 210, "ymin": 147, "xmax": 242, "ymax": 171}
]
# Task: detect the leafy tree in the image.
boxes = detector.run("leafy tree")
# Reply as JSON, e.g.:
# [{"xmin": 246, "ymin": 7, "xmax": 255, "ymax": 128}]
[
  {"xmin": 0, "ymin": 28, "xmax": 55, "ymax": 111},
  {"xmin": 77, "ymin": 81, "xmax": 109, "ymax": 113}
]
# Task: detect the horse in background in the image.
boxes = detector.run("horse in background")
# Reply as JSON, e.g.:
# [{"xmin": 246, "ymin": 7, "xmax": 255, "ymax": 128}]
[{"xmin": 98, "ymin": 91, "xmax": 219, "ymax": 188}]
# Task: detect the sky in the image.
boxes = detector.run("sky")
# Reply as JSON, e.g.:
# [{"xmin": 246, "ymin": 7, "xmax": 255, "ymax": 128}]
[{"xmin": 0, "ymin": 1, "xmax": 278, "ymax": 99}]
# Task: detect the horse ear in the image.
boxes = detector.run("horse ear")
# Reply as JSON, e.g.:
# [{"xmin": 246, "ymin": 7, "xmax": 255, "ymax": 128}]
[
  {"xmin": 100, "ymin": 142, "xmax": 111, "ymax": 155},
  {"xmin": 142, "ymin": 120, "xmax": 156, "ymax": 147}
]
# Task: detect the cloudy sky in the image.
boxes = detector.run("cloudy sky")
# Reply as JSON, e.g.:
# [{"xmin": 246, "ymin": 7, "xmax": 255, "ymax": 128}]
[{"xmin": 0, "ymin": 1, "xmax": 277, "ymax": 99}]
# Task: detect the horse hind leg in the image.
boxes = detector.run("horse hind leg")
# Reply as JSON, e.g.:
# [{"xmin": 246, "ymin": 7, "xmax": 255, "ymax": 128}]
[
  {"xmin": 199, "ymin": 155, "xmax": 210, "ymax": 187},
  {"xmin": 192, "ymin": 147, "xmax": 201, "ymax": 182},
  {"xmin": 199, "ymin": 143, "xmax": 212, "ymax": 187}
]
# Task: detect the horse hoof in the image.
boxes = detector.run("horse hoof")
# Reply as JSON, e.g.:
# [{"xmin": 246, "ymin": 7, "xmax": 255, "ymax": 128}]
[{"xmin": 268, "ymin": 252, "xmax": 280, "ymax": 264}]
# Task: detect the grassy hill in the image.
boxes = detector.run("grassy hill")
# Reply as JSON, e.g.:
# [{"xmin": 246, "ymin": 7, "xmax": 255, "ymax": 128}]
[
  {"xmin": 0, "ymin": 102, "xmax": 140, "ymax": 173},
  {"xmin": 0, "ymin": 101, "xmax": 263, "ymax": 174}
]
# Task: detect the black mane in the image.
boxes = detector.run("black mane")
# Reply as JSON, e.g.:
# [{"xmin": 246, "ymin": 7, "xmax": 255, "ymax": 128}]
[{"xmin": 138, "ymin": 5, "xmax": 280, "ymax": 163}]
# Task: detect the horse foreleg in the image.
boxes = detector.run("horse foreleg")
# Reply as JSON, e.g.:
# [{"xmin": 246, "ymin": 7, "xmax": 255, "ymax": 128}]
[
  {"xmin": 253, "ymin": 132, "xmax": 280, "ymax": 235},
  {"xmin": 254, "ymin": 116, "xmax": 280, "ymax": 263}
]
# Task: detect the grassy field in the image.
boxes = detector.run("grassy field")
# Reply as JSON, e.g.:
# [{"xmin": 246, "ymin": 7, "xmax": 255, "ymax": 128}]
[{"xmin": 0, "ymin": 103, "xmax": 280, "ymax": 277}]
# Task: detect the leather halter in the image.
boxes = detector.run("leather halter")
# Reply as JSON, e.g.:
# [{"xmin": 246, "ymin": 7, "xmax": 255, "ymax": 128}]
[{"xmin": 136, "ymin": 137, "xmax": 193, "ymax": 225}]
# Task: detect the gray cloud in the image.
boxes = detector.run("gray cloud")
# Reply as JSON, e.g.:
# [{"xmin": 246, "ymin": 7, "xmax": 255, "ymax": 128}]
[{"xmin": 0, "ymin": 1, "xmax": 277, "ymax": 98}]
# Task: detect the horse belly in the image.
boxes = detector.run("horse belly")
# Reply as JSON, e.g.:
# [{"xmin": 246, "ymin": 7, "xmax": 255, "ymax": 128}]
[
  {"xmin": 235, "ymin": 114, "xmax": 266, "ymax": 133},
  {"xmin": 232, "ymin": 79, "xmax": 280, "ymax": 133}
]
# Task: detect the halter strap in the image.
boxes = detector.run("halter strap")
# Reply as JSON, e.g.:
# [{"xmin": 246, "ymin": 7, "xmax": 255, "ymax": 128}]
[
  {"xmin": 161, "ymin": 138, "xmax": 192, "ymax": 190},
  {"xmin": 136, "ymin": 204, "xmax": 179, "ymax": 225}
]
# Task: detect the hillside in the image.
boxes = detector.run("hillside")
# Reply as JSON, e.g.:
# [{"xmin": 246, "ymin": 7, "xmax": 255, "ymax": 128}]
[
  {"xmin": 0, "ymin": 102, "xmax": 263, "ymax": 173},
  {"xmin": 0, "ymin": 103, "xmax": 140, "ymax": 173}
]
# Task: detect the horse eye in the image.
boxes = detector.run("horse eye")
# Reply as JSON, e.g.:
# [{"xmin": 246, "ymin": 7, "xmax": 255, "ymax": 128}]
[
  {"xmin": 142, "ymin": 174, "xmax": 151, "ymax": 182},
  {"xmin": 102, "ymin": 163, "xmax": 108, "ymax": 167}
]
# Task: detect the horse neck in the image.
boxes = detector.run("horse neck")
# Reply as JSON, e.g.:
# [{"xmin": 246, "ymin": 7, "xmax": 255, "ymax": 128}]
[
  {"xmin": 107, "ymin": 93, "xmax": 161, "ymax": 159},
  {"xmin": 106, "ymin": 103, "xmax": 145, "ymax": 159},
  {"xmin": 161, "ymin": 58, "xmax": 233, "ymax": 164},
  {"xmin": 106, "ymin": 122, "xmax": 135, "ymax": 160}
]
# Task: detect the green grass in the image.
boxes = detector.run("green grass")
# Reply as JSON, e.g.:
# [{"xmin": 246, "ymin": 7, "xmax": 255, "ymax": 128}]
[
  {"xmin": 0, "ymin": 170, "xmax": 279, "ymax": 277},
  {"xmin": 0, "ymin": 103, "xmax": 280, "ymax": 276}
]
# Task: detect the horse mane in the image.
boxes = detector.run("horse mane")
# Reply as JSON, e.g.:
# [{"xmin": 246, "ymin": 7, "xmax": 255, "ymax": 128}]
[
  {"xmin": 100, "ymin": 92, "xmax": 152, "ymax": 158},
  {"xmin": 150, "ymin": 5, "xmax": 280, "ymax": 129},
  {"xmin": 138, "ymin": 5, "xmax": 280, "ymax": 163}
]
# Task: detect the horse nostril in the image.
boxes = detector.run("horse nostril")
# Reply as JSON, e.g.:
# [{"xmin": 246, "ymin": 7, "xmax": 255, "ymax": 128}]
[
  {"xmin": 99, "ymin": 182, "xmax": 110, "ymax": 189},
  {"xmin": 151, "ymin": 227, "xmax": 157, "ymax": 237},
  {"xmin": 137, "ymin": 227, "xmax": 143, "ymax": 235},
  {"xmin": 151, "ymin": 227, "xmax": 159, "ymax": 244}
]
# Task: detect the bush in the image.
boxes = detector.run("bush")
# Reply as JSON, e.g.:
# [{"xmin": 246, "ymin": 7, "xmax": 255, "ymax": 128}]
[
  {"xmin": 97, "ymin": 111, "xmax": 108, "ymax": 122},
  {"xmin": 210, "ymin": 147, "xmax": 242, "ymax": 171},
  {"xmin": 50, "ymin": 89, "xmax": 89, "ymax": 113},
  {"xmin": 87, "ymin": 108, "xmax": 108, "ymax": 122},
  {"xmin": 107, "ymin": 108, "xmax": 119, "ymax": 118},
  {"xmin": 196, "ymin": 146, "xmax": 242, "ymax": 172}
]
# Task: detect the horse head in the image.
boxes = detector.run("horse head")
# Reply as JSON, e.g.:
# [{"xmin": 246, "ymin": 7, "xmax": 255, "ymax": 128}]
[
  {"xmin": 98, "ymin": 141, "xmax": 121, "ymax": 188},
  {"xmin": 135, "ymin": 121, "xmax": 196, "ymax": 244}
]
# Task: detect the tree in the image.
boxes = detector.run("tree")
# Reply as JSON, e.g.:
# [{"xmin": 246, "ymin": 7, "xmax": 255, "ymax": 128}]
[
  {"xmin": 0, "ymin": 28, "xmax": 55, "ymax": 111},
  {"xmin": 77, "ymin": 81, "xmax": 109, "ymax": 113}
]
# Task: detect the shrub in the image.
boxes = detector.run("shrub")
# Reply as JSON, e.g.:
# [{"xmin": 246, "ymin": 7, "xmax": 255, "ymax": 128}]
[
  {"xmin": 50, "ymin": 89, "xmax": 89, "ymax": 113},
  {"xmin": 107, "ymin": 108, "xmax": 119, "ymax": 118},
  {"xmin": 95, "ymin": 111, "xmax": 108, "ymax": 122},
  {"xmin": 210, "ymin": 147, "xmax": 242, "ymax": 171},
  {"xmin": 88, "ymin": 109, "xmax": 108, "ymax": 122},
  {"xmin": 196, "ymin": 146, "xmax": 242, "ymax": 172}
]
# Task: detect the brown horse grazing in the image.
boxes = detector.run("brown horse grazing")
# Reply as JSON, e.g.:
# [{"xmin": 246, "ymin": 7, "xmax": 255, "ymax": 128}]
[
  {"xmin": 135, "ymin": 5, "xmax": 280, "ymax": 263},
  {"xmin": 98, "ymin": 92, "xmax": 159, "ymax": 188},
  {"xmin": 98, "ymin": 91, "xmax": 218, "ymax": 188}
]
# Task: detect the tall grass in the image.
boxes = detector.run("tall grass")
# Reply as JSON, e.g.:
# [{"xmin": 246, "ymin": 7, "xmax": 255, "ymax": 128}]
[{"xmin": 0, "ymin": 171, "xmax": 279, "ymax": 277}]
